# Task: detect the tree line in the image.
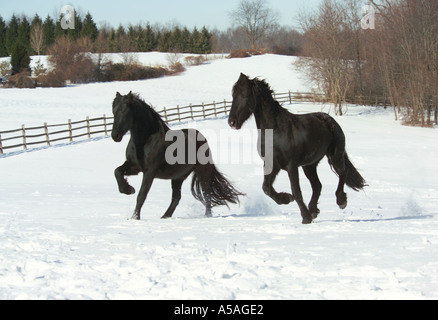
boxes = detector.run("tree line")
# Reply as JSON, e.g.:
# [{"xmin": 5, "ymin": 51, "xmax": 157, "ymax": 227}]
[
  {"xmin": 0, "ymin": 12, "xmax": 213, "ymax": 59},
  {"xmin": 298, "ymin": 0, "xmax": 438, "ymax": 126}
]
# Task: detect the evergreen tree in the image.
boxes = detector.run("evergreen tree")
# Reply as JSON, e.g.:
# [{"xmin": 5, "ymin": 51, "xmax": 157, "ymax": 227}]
[
  {"xmin": 146, "ymin": 24, "xmax": 157, "ymax": 51},
  {"xmin": 5, "ymin": 15, "xmax": 19, "ymax": 55},
  {"xmin": 43, "ymin": 15, "xmax": 55, "ymax": 53},
  {"xmin": 31, "ymin": 14, "xmax": 43, "ymax": 29},
  {"xmin": 11, "ymin": 41, "xmax": 30, "ymax": 74},
  {"xmin": 158, "ymin": 30, "xmax": 172, "ymax": 52},
  {"xmin": 191, "ymin": 27, "xmax": 201, "ymax": 53},
  {"xmin": 17, "ymin": 16, "xmax": 31, "ymax": 51},
  {"xmin": 0, "ymin": 16, "xmax": 8, "ymax": 57},
  {"xmin": 81, "ymin": 12, "xmax": 98, "ymax": 41},
  {"xmin": 199, "ymin": 27, "xmax": 212, "ymax": 54}
]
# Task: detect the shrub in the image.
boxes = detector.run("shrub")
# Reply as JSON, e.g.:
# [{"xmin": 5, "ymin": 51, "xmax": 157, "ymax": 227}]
[
  {"xmin": 7, "ymin": 71, "xmax": 35, "ymax": 88},
  {"xmin": 227, "ymin": 49, "xmax": 264, "ymax": 59},
  {"xmin": 47, "ymin": 36, "xmax": 96, "ymax": 84},
  {"xmin": 184, "ymin": 55, "xmax": 206, "ymax": 66},
  {"xmin": 37, "ymin": 71, "xmax": 65, "ymax": 87},
  {"xmin": 100, "ymin": 62, "xmax": 167, "ymax": 82},
  {"xmin": 167, "ymin": 62, "xmax": 186, "ymax": 75}
]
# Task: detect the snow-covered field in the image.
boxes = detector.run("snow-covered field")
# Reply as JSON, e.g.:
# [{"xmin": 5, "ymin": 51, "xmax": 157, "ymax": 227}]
[{"xmin": 1, "ymin": 53, "xmax": 437, "ymax": 300}]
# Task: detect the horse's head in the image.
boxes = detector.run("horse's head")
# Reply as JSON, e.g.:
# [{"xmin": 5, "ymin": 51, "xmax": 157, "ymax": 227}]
[
  {"xmin": 112, "ymin": 91, "xmax": 134, "ymax": 142},
  {"xmin": 229, "ymin": 73, "xmax": 256, "ymax": 130}
]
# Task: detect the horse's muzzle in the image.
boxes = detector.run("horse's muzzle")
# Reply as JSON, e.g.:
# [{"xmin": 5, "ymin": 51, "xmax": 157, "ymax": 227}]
[
  {"xmin": 228, "ymin": 118, "xmax": 240, "ymax": 130},
  {"xmin": 112, "ymin": 131, "xmax": 123, "ymax": 142}
]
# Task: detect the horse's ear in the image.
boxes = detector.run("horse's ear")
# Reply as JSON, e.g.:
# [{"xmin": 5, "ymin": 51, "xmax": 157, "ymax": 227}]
[
  {"xmin": 239, "ymin": 73, "xmax": 248, "ymax": 80},
  {"xmin": 116, "ymin": 92, "xmax": 121, "ymax": 98}
]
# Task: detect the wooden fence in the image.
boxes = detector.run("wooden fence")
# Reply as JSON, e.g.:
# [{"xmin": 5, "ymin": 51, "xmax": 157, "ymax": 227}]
[{"xmin": 0, "ymin": 91, "xmax": 322, "ymax": 155}]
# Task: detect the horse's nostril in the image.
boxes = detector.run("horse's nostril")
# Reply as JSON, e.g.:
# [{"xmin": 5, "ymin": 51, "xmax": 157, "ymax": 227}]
[{"xmin": 229, "ymin": 120, "xmax": 235, "ymax": 127}]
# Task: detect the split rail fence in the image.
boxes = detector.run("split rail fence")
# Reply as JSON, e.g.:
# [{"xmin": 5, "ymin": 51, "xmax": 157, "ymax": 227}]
[{"xmin": 0, "ymin": 91, "xmax": 323, "ymax": 155}]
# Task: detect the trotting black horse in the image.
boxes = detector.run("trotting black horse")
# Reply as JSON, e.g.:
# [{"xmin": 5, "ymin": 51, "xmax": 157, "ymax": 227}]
[
  {"xmin": 228, "ymin": 74, "xmax": 366, "ymax": 224},
  {"xmin": 112, "ymin": 91, "xmax": 243, "ymax": 220}
]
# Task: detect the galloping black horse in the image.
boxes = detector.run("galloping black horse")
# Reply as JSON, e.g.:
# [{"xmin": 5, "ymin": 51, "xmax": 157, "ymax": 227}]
[
  {"xmin": 112, "ymin": 92, "xmax": 243, "ymax": 220},
  {"xmin": 228, "ymin": 74, "xmax": 366, "ymax": 224}
]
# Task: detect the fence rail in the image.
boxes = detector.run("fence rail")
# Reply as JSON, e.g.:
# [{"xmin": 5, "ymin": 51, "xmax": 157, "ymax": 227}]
[{"xmin": 0, "ymin": 91, "xmax": 323, "ymax": 155}]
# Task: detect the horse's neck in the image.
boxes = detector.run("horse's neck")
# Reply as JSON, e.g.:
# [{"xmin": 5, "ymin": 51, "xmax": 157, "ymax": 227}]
[{"xmin": 254, "ymin": 95, "xmax": 284, "ymax": 130}]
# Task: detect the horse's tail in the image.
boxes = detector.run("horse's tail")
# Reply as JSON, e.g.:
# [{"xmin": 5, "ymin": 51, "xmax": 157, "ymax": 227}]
[
  {"xmin": 191, "ymin": 165, "xmax": 245, "ymax": 208},
  {"xmin": 343, "ymin": 154, "xmax": 367, "ymax": 191},
  {"xmin": 327, "ymin": 116, "xmax": 367, "ymax": 192}
]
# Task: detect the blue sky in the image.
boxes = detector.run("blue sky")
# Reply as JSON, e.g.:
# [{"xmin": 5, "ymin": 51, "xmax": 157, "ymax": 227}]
[{"xmin": 0, "ymin": 0, "xmax": 322, "ymax": 29}]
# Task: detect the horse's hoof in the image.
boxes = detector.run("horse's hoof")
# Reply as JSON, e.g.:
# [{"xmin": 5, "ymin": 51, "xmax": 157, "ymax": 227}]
[
  {"xmin": 278, "ymin": 193, "xmax": 295, "ymax": 205},
  {"xmin": 161, "ymin": 215, "xmax": 171, "ymax": 220},
  {"xmin": 339, "ymin": 202, "xmax": 348, "ymax": 210},
  {"xmin": 302, "ymin": 218, "xmax": 313, "ymax": 225},
  {"xmin": 310, "ymin": 207, "xmax": 320, "ymax": 219},
  {"xmin": 131, "ymin": 213, "xmax": 140, "ymax": 220}
]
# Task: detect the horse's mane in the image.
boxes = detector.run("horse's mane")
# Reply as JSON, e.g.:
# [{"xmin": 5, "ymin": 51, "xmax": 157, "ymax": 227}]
[
  {"xmin": 130, "ymin": 93, "xmax": 169, "ymax": 129},
  {"xmin": 251, "ymin": 78, "xmax": 282, "ymax": 114},
  {"xmin": 128, "ymin": 93, "xmax": 169, "ymax": 159}
]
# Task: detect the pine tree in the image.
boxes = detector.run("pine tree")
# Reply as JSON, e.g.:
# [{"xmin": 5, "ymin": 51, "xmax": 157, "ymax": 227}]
[
  {"xmin": 5, "ymin": 15, "xmax": 19, "ymax": 55},
  {"xmin": 199, "ymin": 27, "xmax": 212, "ymax": 54},
  {"xmin": 17, "ymin": 16, "xmax": 31, "ymax": 52},
  {"xmin": 11, "ymin": 41, "xmax": 30, "ymax": 75},
  {"xmin": 191, "ymin": 27, "xmax": 201, "ymax": 53},
  {"xmin": 0, "ymin": 16, "xmax": 8, "ymax": 57},
  {"xmin": 81, "ymin": 12, "xmax": 98, "ymax": 41},
  {"xmin": 43, "ymin": 15, "xmax": 55, "ymax": 54}
]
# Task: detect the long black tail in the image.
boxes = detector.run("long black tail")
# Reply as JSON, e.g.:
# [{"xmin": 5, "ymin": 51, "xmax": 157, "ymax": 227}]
[
  {"xmin": 191, "ymin": 165, "xmax": 245, "ymax": 208},
  {"xmin": 343, "ymin": 154, "xmax": 367, "ymax": 192}
]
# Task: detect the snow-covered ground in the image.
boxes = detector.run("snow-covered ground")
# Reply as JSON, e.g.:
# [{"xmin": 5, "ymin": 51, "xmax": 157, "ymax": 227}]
[{"xmin": 1, "ymin": 53, "xmax": 437, "ymax": 300}]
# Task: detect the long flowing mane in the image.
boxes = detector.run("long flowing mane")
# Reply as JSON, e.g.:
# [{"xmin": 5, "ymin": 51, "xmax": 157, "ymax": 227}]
[
  {"xmin": 251, "ymin": 78, "xmax": 283, "ymax": 114},
  {"xmin": 128, "ymin": 93, "xmax": 169, "ymax": 159},
  {"xmin": 130, "ymin": 93, "xmax": 169, "ymax": 131}
]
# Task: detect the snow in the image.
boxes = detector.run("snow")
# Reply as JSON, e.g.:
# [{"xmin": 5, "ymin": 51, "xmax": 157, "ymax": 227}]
[{"xmin": 1, "ymin": 53, "xmax": 438, "ymax": 300}]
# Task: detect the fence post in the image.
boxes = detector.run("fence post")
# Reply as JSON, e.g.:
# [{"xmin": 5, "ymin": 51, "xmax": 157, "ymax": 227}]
[
  {"xmin": 86, "ymin": 116, "xmax": 91, "ymax": 138},
  {"xmin": 177, "ymin": 105, "xmax": 181, "ymax": 122},
  {"xmin": 190, "ymin": 104, "xmax": 194, "ymax": 120},
  {"xmin": 224, "ymin": 100, "xmax": 227, "ymax": 116},
  {"xmin": 0, "ymin": 133, "xmax": 3, "ymax": 154},
  {"xmin": 103, "ymin": 114, "xmax": 108, "ymax": 135},
  {"xmin": 213, "ymin": 101, "xmax": 217, "ymax": 117},
  {"xmin": 44, "ymin": 122, "xmax": 50, "ymax": 146},
  {"xmin": 68, "ymin": 119, "xmax": 73, "ymax": 142},
  {"xmin": 289, "ymin": 91, "xmax": 292, "ymax": 104},
  {"xmin": 22, "ymin": 125, "xmax": 27, "ymax": 150},
  {"xmin": 163, "ymin": 107, "xmax": 168, "ymax": 123},
  {"xmin": 202, "ymin": 103, "xmax": 206, "ymax": 119}
]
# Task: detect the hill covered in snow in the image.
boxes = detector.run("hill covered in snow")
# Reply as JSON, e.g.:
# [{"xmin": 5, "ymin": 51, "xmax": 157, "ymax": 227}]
[{"xmin": 1, "ymin": 53, "xmax": 437, "ymax": 300}]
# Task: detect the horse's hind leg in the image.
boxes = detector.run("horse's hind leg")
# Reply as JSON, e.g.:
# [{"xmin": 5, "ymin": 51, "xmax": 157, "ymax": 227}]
[
  {"xmin": 303, "ymin": 164, "xmax": 322, "ymax": 219},
  {"xmin": 161, "ymin": 179, "xmax": 184, "ymax": 219},
  {"xmin": 328, "ymin": 154, "xmax": 348, "ymax": 209}
]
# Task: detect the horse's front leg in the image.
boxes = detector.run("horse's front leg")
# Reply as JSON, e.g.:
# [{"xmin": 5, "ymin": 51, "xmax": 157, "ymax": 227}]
[
  {"xmin": 132, "ymin": 171, "xmax": 155, "ymax": 220},
  {"xmin": 262, "ymin": 167, "xmax": 295, "ymax": 205},
  {"xmin": 115, "ymin": 161, "xmax": 138, "ymax": 195},
  {"xmin": 287, "ymin": 165, "xmax": 313, "ymax": 224}
]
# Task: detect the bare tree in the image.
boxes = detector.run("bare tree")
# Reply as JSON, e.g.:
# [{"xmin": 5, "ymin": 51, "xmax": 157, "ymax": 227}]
[
  {"xmin": 30, "ymin": 22, "xmax": 44, "ymax": 55},
  {"xmin": 297, "ymin": 0, "xmax": 354, "ymax": 115},
  {"xmin": 231, "ymin": 0, "xmax": 279, "ymax": 49}
]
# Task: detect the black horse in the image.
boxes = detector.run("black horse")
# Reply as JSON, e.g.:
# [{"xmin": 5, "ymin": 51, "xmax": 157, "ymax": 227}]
[
  {"xmin": 228, "ymin": 74, "xmax": 366, "ymax": 224},
  {"xmin": 112, "ymin": 92, "xmax": 243, "ymax": 220}
]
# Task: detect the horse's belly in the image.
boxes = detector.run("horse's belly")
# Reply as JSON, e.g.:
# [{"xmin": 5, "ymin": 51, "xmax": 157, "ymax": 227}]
[{"xmin": 155, "ymin": 163, "xmax": 194, "ymax": 180}]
